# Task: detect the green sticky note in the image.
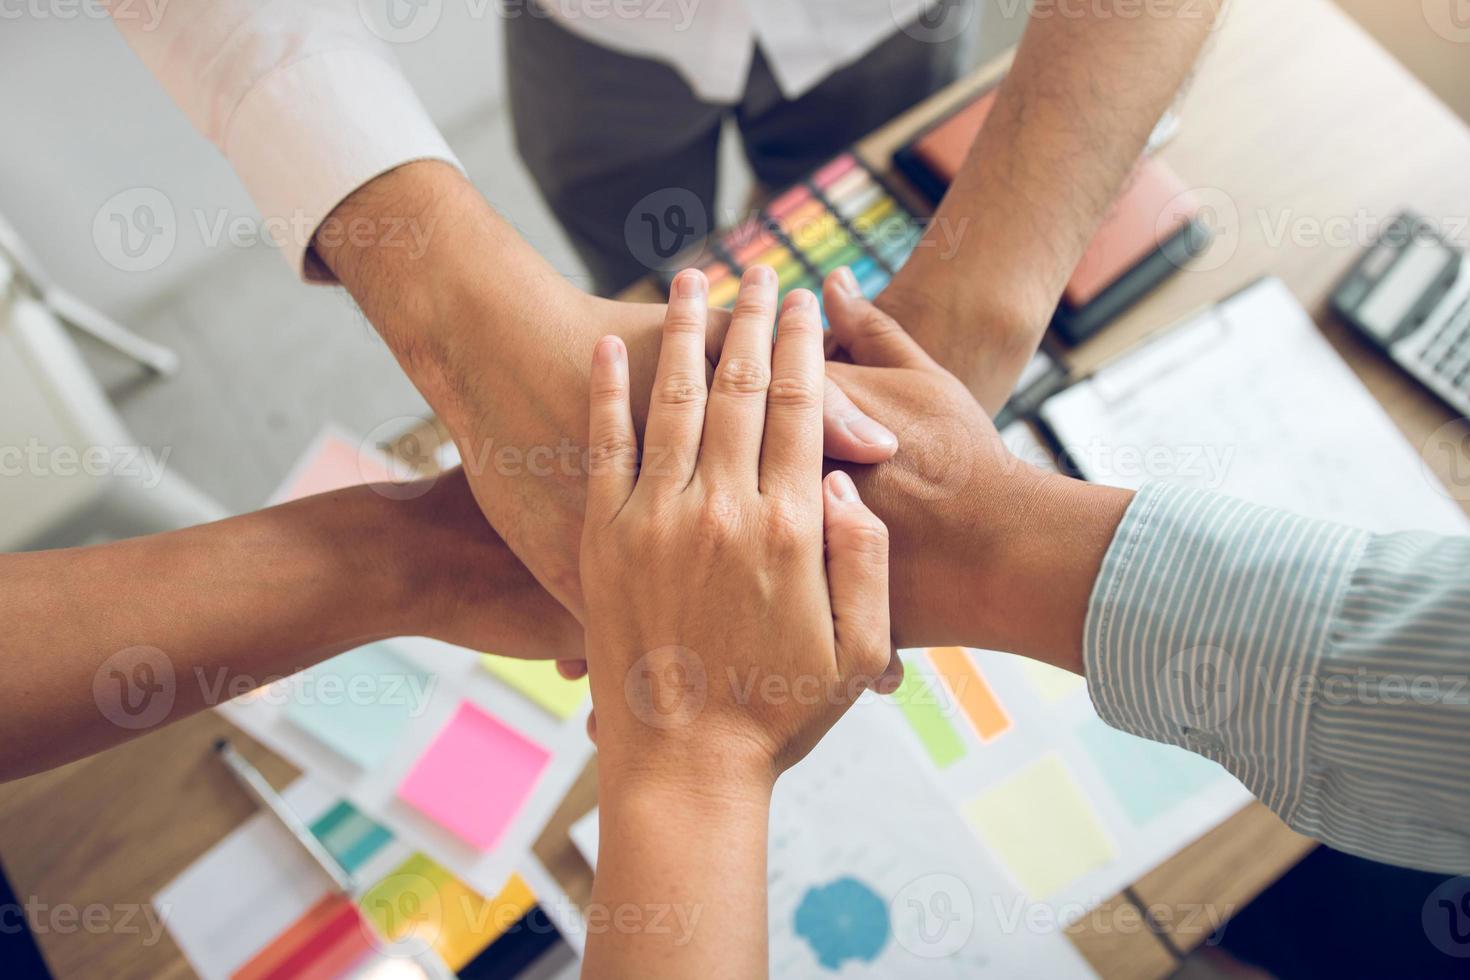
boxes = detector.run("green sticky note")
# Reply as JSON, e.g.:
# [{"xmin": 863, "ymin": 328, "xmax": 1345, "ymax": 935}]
[
  {"xmin": 963, "ymin": 754, "xmax": 1116, "ymax": 899},
  {"xmin": 286, "ymin": 644, "xmax": 430, "ymax": 769},
  {"xmin": 893, "ymin": 664, "xmax": 967, "ymax": 769},
  {"xmin": 481, "ymin": 656, "xmax": 587, "ymax": 719},
  {"xmin": 1077, "ymin": 717, "xmax": 1226, "ymax": 825}
]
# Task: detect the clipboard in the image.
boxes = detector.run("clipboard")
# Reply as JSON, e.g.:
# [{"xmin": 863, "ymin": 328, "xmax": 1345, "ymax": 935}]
[{"xmin": 1029, "ymin": 277, "xmax": 1469, "ymax": 535}]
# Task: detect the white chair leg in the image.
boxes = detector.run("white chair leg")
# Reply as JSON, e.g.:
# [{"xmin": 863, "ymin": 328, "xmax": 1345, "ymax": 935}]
[{"xmin": 46, "ymin": 288, "xmax": 181, "ymax": 377}]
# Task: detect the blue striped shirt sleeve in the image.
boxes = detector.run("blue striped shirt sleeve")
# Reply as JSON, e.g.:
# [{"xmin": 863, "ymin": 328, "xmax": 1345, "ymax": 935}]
[{"xmin": 1084, "ymin": 482, "xmax": 1470, "ymax": 872}]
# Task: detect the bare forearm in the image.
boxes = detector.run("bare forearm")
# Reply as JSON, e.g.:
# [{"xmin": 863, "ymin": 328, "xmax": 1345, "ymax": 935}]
[
  {"xmin": 0, "ymin": 475, "xmax": 567, "ymax": 782},
  {"xmin": 586, "ymin": 780, "xmax": 771, "ymax": 978},
  {"xmin": 894, "ymin": 0, "xmax": 1221, "ymax": 411}
]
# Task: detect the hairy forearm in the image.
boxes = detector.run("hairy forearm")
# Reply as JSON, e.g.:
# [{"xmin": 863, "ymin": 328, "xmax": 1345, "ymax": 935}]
[
  {"xmin": 0, "ymin": 479, "xmax": 531, "ymax": 782},
  {"xmin": 895, "ymin": 0, "xmax": 1221, "ymax": 411},
  {"xmin": 586, "ymin": 779, "xmax": 771, "ymax": 978}
]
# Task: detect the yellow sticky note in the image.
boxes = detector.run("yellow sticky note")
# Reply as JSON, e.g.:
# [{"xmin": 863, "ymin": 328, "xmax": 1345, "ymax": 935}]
[
  {"xmin": 1019, "ymin": 658, "xmax": 1087, "ymax": 703},
  {"xmin": 963, "ymin": 754, "xmax": 1115, "ymax": 899},
  {"xmin": 481, "ymin": 655, "xmax": 588, "ymax": 719},
  {"xmin": 360, "ymin": 853, "xmax": 536, "ymax": 970}
]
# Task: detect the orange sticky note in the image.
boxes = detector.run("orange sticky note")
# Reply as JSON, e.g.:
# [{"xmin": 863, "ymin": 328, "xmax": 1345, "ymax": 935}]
[{"xmin": 926, "ymin": 647, "xmax": 1012, "ymax": 743}]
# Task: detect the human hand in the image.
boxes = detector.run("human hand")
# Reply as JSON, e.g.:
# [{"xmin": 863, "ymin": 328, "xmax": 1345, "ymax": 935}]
[
  {"xmin": 579, "ymin": 266, "xmax": 893, "ymax": 793},
  {"xmin": 386, "ymin": 467, "xmax": 582, "ymax": 659},
  {"xmin": 875, "ymin": 251, "xmax": 1050, "ymax": 416},
  {"xmin": 314, "ymin": 162, "xmax": 897, "ymax": 627}
]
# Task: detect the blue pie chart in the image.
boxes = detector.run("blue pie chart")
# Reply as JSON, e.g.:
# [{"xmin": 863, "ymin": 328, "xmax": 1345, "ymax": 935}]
[{"xmin": 793, "ymin": 876, "xmax": 891, "ymax": 970}]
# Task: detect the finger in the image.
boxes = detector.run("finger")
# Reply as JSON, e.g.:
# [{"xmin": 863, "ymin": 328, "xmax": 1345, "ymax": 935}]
[
  {"xmin": 875, "ymin": 646, "xmax": 904, "ymax": 696},
  {"xmin": 822, "ymin": 374, "xmax": 898, "ymax": 464},
  {"xmin": 703, "ymin": 306, "xmax": 733, "ymax": 365},
  {"xmin": 641, "ymin": 269, "xmax": 711, "ymax": 494},
  {"xmin": 759, "ymin": 289, "xmax": 825, "ymax": 496},
  {"xmin": 701, "ymin": 265, "xmax": 777, "ymax": 485},
  {"xmin": 585, "ymin": 710, "xmax": 598, "ymax": 745},
  {"xmin": 823, "ymin": 470, "xmax": 892, "ymax": 691},
  {"xmin": 585, "ymin": 336, "xmax": 636, "ymax": 524},
  {"xmin": 823, "ymin": 268, "xmax": 938, "ymax": 371},
  {"xmin": 557, "ymin": 659, "xmax": 588, "ymax": 681}
]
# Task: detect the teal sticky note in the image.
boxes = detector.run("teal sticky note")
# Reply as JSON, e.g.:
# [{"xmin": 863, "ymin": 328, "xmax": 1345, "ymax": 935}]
[
  {"xmin": 286, "ymin": 644, "xmax": 431, "ymax": 769},
  {"xmin": 310, "ymin": 800, "xmax": 393, "ymax": 873},
  {"xmin": 1077, "ymin": 717, "xmax": 1227, "ymax": 826}
]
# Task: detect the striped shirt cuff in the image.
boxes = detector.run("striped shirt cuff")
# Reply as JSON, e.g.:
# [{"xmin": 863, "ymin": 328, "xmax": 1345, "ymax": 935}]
[{"xmin": 1084, "ymin": 484, "xmax": 1368, "ymax": 831}]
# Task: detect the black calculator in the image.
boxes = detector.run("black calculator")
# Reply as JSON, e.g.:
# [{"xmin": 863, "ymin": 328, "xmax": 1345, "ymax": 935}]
[{"xmin": 1332, "ymin": 213, "xmax": 1470, "ymax": 416}]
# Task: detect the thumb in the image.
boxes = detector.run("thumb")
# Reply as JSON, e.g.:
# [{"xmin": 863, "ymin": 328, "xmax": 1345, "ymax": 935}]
[
  {"xmin": 823, "ymin": 268, "xmax": 938, "ymax": 371},
  {"xmin": 823, "ymin": 470, "xmax": 892, "ymax": 691},
  {"xmin": 822, "ymin": 374, "xmax": 898, "ymax": 464}
]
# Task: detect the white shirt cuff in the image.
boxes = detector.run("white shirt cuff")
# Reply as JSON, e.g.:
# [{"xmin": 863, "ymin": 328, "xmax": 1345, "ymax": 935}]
[{"xmin": 221, "ymin": 48, "xmax": 462, "ymax": 282}]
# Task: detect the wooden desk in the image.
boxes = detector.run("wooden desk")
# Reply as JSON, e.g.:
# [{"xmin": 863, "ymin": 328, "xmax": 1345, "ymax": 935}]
[
  {"xmin": 3, "ymin": 0, "xmax": 1467, "ymax": 976},
  {"xmin": 553, "ymin": 0, "xmax": 1470, "ymax": 973}
]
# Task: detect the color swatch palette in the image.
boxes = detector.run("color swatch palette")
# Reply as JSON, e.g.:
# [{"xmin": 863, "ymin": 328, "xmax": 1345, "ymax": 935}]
[
  {"xmin": 668, "ymin": 152, "xmax": 926, "ymax": 312},
  {"xmin": 398, "ymin": 701, "xmax": 551, "ymax": 850}
]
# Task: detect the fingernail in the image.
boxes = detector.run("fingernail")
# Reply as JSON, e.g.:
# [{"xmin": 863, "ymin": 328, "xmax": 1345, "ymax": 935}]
[
  {"xmin": 827, "ymin": 470, "xmax": 859, "ymax": 502},
  {"xmin": 877, "ymin": 673, "xmax": 903, "ymax": 695},
  {"xmin": 784, "ymin": 288, "xmax": 814, "ymax": 311},
  {"xmin": 847, "ymin": 415, "xmax": 898, "ymax": 450},
  {"xmin": 675, "ymin": 270, "xmax": 706, "ymax": 299},
  {"xmin": 747, "ymin": 264, "xmax": 775, "ymax": 286},
  {"xmin": 594, "ymin": 336, "xmax": 622, "ymax": 366},
  {"xmin": 834, "ymin": 266, "xmax": 859, "ymax": 296}
]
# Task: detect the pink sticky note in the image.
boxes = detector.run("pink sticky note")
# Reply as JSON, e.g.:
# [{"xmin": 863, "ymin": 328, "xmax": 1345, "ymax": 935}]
[
  {"xmin": 275, "ymin": 430, "xmax": 397, "ymax": 503},
  {"xmin": 398, "ymin": 702, "xmax": 551, "ymax": 851}
]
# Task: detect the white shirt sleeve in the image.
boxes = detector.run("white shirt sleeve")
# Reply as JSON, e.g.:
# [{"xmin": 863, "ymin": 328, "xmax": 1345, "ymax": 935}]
[{"xmin": 107, "ymin": 0, "xmax": 462, "ymax": 281}]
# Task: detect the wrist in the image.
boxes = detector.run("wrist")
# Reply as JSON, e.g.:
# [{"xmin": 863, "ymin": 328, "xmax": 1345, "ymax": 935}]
[
  {"xmin": 960, "ymin": 473, "xmax": 1133, "ymax": 673},
  {"xmin": 313, "ymin": 161, "xmax": 591, "ymax": 430}
]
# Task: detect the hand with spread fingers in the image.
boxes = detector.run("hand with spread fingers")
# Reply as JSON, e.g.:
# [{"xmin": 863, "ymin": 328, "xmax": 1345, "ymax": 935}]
[{"xmin": 579, "ymin": 266, "xmax": 892, "ymax": 978}]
